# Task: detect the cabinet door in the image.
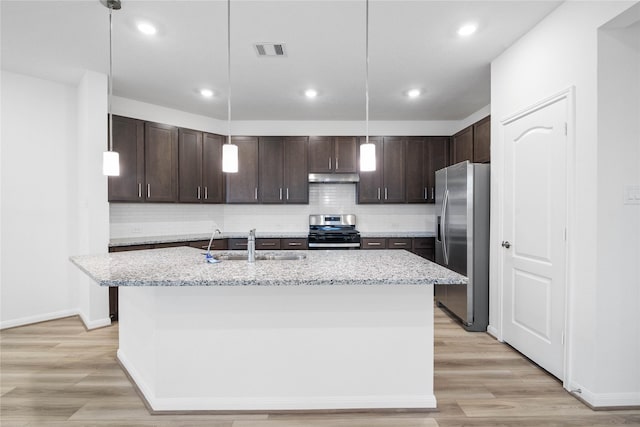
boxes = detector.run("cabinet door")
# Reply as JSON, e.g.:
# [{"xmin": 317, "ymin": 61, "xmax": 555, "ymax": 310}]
[
  {"xmin": 405, "ymin": 137, "xmax": 427, "ymax": 203},
  {"xmin": 283, "ymin": 136, "xmax": 309, "ymax": 204},
  {"xmin": 281, "ymin": 238, "xmax": 308, "ymax": 250},
  {"xmin": 357, "ymin": 137, "xmax": 383, "ymax": 203},
  {"xmin": 308, "ymin": 136, "xmax": 333, "ymax": 173},
  {"xmin": 473, "ymin": 115, "xmax": 491, "ymax": 163},
  {"xmin": 202, "ymin": 133, "xmax": 224, "ymax": 203},
  {"xmin": 334, "ymin": 136, "xmax": 357, "ymax": 172},
  {"xmin": 382, "ymin": 137, "xmax": 406, "ymax": 203},
  {"xmin": 145, "ymin": 122, "xmax": 178, "ymax": 202},
  {"xmin": 259, "ymin": 137, "xmax": 285, "ymax": 203},
  {"xmin": 108, "ymin": 116, "xmax": 144, "ymax": 202},
  {"xmin": 178, "ymin": 128, "xmax": 203, "ymax": 203},
  {"xmin": 226, "ymin": 136, "xmax": 259, "ymax": 203},
  {"xmin": 256, "ymin": 238, "xmax": 281, "ymax": 250},
  {"xmin": 451, "ymin": 126, "xmax": 473, "ymax": 165},
  {"xmin": 425, "ymin": 136, "xmax": 449, "ymax": 203}
]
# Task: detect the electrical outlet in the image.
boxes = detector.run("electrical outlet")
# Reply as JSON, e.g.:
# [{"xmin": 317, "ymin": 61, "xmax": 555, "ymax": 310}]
[{"xmin": 624, "ymin": 185, "xmax": 640, "ymax": 205}]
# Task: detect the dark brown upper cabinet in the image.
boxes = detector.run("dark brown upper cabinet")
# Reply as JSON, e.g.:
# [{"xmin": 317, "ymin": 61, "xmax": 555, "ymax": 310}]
[
  {"xmin": 308, "ymin": 136, "xmax": 357, "ymax": 173},
  {"xmin": 259, "ymin": 137, "xmax": 308, "ymax": 204},
  {"xmin": 178, "ymin": 129, "xmax": 224, "ymax": 203},
  {"xmin": 108, "ymin": 115, "xmax": 144, "ymax": 202},
  {"xmin": 358, "ymin": 136, "xmax": 406, "ymax": 204},
  {"xmin": 225, "ymin": 136, "xmax": 259, "ymax": 203},
  {"xmin": 451, "ymin": 115, "xmax": 491, "ymax": 165},
  {"xmin": 472, "ymin": 115, "xmax": 491, "ymax": 163},
  {"xmin": 406, "ymin": 136, "xmax": 449, "ymax": 203},
  {"xmin": 451, "ymin": 126, "xmax": 474, "ymax": 165},
  {"xmin": 144, "ymin": 122, "xmax": 178, "ymax": 202}
]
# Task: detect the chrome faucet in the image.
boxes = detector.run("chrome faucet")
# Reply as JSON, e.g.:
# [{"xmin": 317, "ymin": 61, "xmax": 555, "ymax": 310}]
[{"xmin": 247, "ymin": 229, "xmax": 256, "ymax": 263}]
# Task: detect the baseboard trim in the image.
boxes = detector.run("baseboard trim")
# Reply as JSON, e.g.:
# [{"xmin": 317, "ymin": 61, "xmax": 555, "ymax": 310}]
[
  {"xmin": 117, "ymin": 349, "xmax": 437, "ymax": 413},
  {"xmin": 486, "ymin": 324, "xmax": 501, "ymax": 341},
  {"xmin": 0, "ymin": 309, "xmax": 79, "ymax": 330},
  {"xmin": 78, "ymin": 311, "xmax": 111, "ymax": 330},
  {"xmin": 569, "ymin": 382, "xmax": 640, "ymax": 409}
]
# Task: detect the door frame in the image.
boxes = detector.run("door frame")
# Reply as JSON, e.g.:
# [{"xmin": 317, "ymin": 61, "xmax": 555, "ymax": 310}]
[{"xmin": 494, "ymin": 86, "xmax": 575, "ymax": 389}]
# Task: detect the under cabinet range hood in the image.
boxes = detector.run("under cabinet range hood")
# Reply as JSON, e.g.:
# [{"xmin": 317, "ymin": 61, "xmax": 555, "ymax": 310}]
[{"xmin": 308, "ymin": 173, "xmax": 360, "ymax": 183}]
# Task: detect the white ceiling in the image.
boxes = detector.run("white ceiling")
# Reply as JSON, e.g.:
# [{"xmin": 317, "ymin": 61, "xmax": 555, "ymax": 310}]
[{"xmin": 1, "ymin": 0, "xmax": 562, "ymax": 121}]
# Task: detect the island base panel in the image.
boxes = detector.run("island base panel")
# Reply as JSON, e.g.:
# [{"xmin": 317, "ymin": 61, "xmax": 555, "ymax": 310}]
[{"xmin": 118, "ymin": 285, "xmax": 436, "ymax": 412}]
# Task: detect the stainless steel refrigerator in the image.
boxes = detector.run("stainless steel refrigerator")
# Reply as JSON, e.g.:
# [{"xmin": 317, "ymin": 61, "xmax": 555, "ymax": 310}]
[{"xmin": 435, "ymin": 161, "xmax": 490, "ymax": 332}]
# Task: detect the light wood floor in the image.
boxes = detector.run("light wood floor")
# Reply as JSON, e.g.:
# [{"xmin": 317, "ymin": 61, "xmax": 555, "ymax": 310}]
[{"xmin": 1, "ymin": 305, "xmax": 639, "ymax": 427}]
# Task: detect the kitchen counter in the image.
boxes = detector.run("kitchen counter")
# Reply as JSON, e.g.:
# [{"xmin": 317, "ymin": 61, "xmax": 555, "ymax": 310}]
[
  {"xmin": 71, "ymin": 247, "xmax": 459, "ymax": 412},
  {"xmin": 71, "ymin": 246, "xmax": 465, "ymax": 287}
]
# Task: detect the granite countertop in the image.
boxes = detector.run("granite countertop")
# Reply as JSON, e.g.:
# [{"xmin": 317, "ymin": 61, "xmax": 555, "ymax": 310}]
[
  {"xmin": 109, "ymin": 231, "xmax": 435, "ymax": 247},
  {"xmin": 71, "ymin": 246, "xmax": 466, "ymax": 287}
]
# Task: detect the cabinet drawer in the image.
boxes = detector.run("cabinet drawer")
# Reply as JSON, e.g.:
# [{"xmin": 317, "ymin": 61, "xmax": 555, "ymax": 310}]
[
  {"xmin": 361, "ymin": 238, "xmax": 387, "ymax": 249},
  {"xmin": 387, "ymin": 238, "xmax": 412, "ymax": 249},
  {"xmin": 413, "ymin": 237, "xmax": 435, "ymax": 249},
  {"xmin": 188, "ymin": 239, "xmax": 228, "ymax": 250},
  {"xmin": 281, "ymin": 238, "xmax": 308, "ymax": 250},
  {"xmin": 228, "ymin": 238, "xmax": 249, "ymax": 250},
  {"xmin": 153, "ymin": 241, "xmax": 189, "ymax": 249},
  {"xmin": 256, "ymin": 238, "xmax": 281, "ymax": 250},
  {"xmin": 109, "ymin": 244, "xmax": 153, "ymax": 252}
]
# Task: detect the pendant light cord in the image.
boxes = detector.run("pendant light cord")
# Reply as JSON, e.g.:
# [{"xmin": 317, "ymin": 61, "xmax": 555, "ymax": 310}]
[
  {"xmin": 108, "ymin": 6, "xmax": 114, "ymax": 152},
  {"xmin": 365, "ymin": 0, "xmax": 369, "ymax": 144},
  {"xmin": 227, "ymin": 0, "xmax": 231, "ymax": 145}
]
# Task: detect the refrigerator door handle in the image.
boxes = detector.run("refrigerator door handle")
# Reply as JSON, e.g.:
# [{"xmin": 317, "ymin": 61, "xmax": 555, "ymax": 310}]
[{"xmin": 442, "ymin": 189, "xmax": 449, "ymax": 265}]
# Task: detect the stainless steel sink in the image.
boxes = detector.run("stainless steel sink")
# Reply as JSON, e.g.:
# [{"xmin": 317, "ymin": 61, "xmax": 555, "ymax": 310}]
[{"xmin": 212, "ymin": 252, "xmax": 306, "ymax": 261}]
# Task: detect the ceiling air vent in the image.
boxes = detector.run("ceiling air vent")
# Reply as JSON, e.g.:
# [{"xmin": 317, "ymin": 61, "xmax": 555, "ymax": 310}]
[{"xmin": 254, "ymin": 43, "xmax": 286, "ymax": 57}]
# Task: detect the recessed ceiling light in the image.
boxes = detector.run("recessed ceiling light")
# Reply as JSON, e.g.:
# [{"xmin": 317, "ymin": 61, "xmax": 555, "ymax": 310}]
[
  {"xmin": 305, "ymin": 89, "xmax": 318, "ymax": 99},
  {"xmin": 200, "ymin": 89, "xmax": 214, "ymax": 98},
  {"xmin": 457, "ymin": 23, "xmax": 478, "ymax": 37},
  {"xmin": 407, "ymin": 89, "xmax": 421, "ymax": 99},
  {"xmin": 137, "ymin": 22, "xmax": 157, "ymax": 36}
]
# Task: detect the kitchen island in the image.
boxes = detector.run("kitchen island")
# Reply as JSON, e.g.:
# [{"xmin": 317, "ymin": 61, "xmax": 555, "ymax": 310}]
[{"xmin": 71, "ymin": 247, "xmax": 466, "ymax": 412}]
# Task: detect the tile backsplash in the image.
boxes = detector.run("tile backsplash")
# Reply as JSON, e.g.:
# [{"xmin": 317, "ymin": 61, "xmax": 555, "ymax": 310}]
[{"xmin": 110, "ymin": 184, "xmax": 436, "ymax": 238}]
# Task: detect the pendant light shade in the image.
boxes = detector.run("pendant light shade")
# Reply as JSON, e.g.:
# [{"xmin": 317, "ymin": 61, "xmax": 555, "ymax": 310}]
[
  {"xmin": 222, "ymin": 0, "xmax": 238, "ymax": 173},
  {"xmin": 359, "ymin": 0, "xmax": 376, "ymax": 173},
  {"xmin": 222, "ymin": 142, "xmax": 238, "ymax": 173},
  {"xmin": 360, "ymin": 139, "xmax": 376, "ymax": 172},
  {"xmin": 102, "ymin": 151, "xmax": 120, "ymax": 176},
  {"xmin": 101, "ymin": 0, "xmax": 121, "ymax": 177}
]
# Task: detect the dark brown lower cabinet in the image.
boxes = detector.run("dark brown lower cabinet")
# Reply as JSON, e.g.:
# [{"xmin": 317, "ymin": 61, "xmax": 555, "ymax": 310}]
[
  {"xmin": 281, "ymin": 238, "xmax": 308, "ymax": 250},
  {"xmin": 411, "ymin": 237, "xmax": 435, "ymax": 261},
  {"xmin": 361, "ymin": 237, "xmax": 435, "ymax": 261}
]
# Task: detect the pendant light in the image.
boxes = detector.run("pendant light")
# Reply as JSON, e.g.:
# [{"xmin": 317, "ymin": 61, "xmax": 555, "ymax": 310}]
[
  {"xmin": 221, "ymin": 0, "xmax": 238, "ymax": 173},
  {"xmin": 359, "ymin": 0, "xmax": 376, "ymax": 172},
  {"xmin": 101, "ymin": 0, "xmax": 121, "ymax": 176}
]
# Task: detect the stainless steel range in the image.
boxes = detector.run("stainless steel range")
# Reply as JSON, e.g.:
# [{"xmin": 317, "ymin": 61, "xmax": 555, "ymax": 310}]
[{"xmin": 308, "ymin": 214, "xmax": 361, "ymax": 249}]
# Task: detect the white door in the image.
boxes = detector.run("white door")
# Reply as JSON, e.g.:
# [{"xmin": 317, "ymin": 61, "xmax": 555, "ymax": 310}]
[{"xmin": 501, "ymin": 95, "xmax": 568, "ymax": 380}]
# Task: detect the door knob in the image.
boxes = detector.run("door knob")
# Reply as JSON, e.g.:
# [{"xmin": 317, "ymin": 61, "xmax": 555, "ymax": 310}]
[{"xmin": 501, "ymin": 241, "xmax": 511, "ymax": 249}]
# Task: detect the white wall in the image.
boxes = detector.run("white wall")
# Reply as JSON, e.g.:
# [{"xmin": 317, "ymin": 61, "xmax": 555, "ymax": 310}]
[
  {"xmin": 0, "ymin": 70, "xmax": 110, "ymax": 330},
  {"xmin": 490, "ymin": 0, "xmax": 639, "ymax": 407},
  {"xmin": 1, "ymin": 71, "xmax": 79, "ymax": 327},
  {"xmin": 596, "ymin": 17, "xmax": 640, "ymax": 401}
]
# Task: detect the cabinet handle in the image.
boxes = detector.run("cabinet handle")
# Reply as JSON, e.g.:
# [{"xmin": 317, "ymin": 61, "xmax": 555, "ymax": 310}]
[
  {"xmin": 329, "ymin": 157, "xmax": 332, "ymax": 170},
  {"xmin": 236, "ymin": 243, "xmax": 248, "ymax": 247},
  {"xmin": 255, "ymin": 188, "xmax": 258, "ymax": 200},
  {"xmin": 377, "ymin": 188, "xmax": 381, "ymax": 200},
  {"xmin": 261, "ymin": 242, "xmax": 277, "ymax": 246},
  {"xmin": 138, "ymin": 183, "xmax": 142, "ymax": 198},
  {"xmin": 336, "ymin": 158, "xmax": 339, "ymax": 170},
  {"xmin": 424, "ymin": 187, "xmax": 427, "ymax": 200},
  {"xmin": 288, "ymin": 242, "xmax": 302, "ymax": 246},
  {"xmin": 385, "ymin": 188, "xmax": 388, "ymax": 200},
  {"xmin": 393, "ymin": 242, "xmax": 408, "ymax": 246},
  {"xmin": 431, "ymin": 187, "xmax": 435, "ymax": 200},
  {"xmin": 197, "ymin": 186, "xmax": 201, "ymax": 200},
  {"xmin": 368, "ymin": 242, "xmax": 382, "ymax": 246},
  {"xmin": 205, "ymin": 187, "xmax": 208, "ymax": 200},
  {"xmin": 279, "ymin": 188, "xmax": 283, "ymax": 200},
  {"xmin": 147, "ymin": 184, "xmax": 151, "ymax": 198},
  {"xmin": 286, "ymin": 188, "xmax": 289, "ymax": 200}
]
